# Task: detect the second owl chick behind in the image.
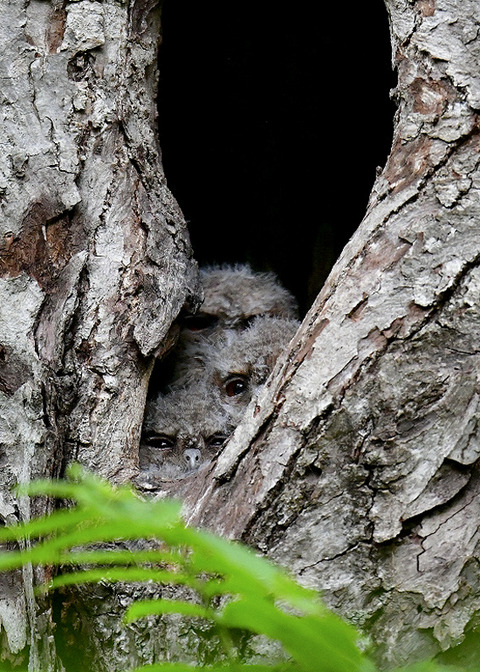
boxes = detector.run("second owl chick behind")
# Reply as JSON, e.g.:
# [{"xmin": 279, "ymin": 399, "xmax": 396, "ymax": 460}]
[{"xmin": 181, "ymin": 264, "xmax": 299, "ymax": 332}]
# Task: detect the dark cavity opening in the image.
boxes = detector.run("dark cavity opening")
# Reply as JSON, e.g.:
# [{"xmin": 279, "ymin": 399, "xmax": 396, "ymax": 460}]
[{"xmin": 158, "ymin": 0, "xmax": 396, "ymax": 316}]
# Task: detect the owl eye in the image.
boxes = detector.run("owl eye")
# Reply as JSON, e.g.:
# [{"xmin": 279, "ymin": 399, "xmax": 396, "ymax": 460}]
[
  {"xmin": 224, "ymin": 375, "xmax": 248, "ymax": 397},
  {"xmin": 207, "ymin": 434, "xmax": 229, "ymax": 449},
  {"xmin": 144, "ymin": 434, "xmax": 175, "ymax": 450}
]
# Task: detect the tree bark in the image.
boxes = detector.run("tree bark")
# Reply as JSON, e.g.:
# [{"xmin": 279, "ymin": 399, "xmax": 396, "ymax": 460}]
[
  {"xmin": 178, "ymin": 0, "xmax": 480, "ymax": 666},
  {"xmin": 2, "ymin": 0, "xmax": 480, "ymax": 669},
  {"xmin": 0, "ymin": 0, "xmax": 198, "ymax": 667}
]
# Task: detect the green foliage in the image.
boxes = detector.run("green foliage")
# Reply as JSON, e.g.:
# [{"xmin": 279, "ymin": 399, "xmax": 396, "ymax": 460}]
[{"xmin": 0, "ymin": 466, "xmax": 474, "ymax": 672}]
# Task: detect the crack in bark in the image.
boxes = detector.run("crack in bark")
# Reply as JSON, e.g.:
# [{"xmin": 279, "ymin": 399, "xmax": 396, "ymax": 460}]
[
  {"xmin": 419, "ymin": 481, "xmax": 479, "ymax": 547},
  {"xmin": 420, "ymin": 250, "xmax": 480, "ymax": 318},
  {"xmin": 298, "ymin": 541, "xmax": 362, "ymax": 571}
]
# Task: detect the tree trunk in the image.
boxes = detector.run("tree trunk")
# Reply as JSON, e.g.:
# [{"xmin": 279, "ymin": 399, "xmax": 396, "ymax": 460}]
[
  {"xmin": 0, "ymin": 0, "xmax": 198, "ymax": 668},
  {"xmin": 1, "ymin": 0, "xmax": 480, "ymax": 669}
]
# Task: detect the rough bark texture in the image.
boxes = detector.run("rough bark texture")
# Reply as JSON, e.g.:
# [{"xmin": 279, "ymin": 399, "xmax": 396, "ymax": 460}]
[
  {"xmin": 175, "ymin": 0, "xmax": 480, "ymax": 667},
  {"xmin": 2, "ymin": 0, "xmax": 480, "ymax": 670},
  {"xmin": 0, "ymin": 0, "xmax": 198, "ymax": 668}
]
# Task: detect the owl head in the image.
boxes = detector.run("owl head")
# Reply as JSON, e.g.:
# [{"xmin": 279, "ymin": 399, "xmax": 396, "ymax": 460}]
[
  {"xmin": 181, "ymin": 264, "xmax": 299, "ymax": 333},
  {"xmin": 210, "ymin": 316, "xmax": 300, "ymax": 421},
  {"xmin": 139, "ymin": 384, "xmax": 234, "ymax": 480},
  {"xmin": 165, "ymin": 316, "xmax": 299, "ymax": 422}
]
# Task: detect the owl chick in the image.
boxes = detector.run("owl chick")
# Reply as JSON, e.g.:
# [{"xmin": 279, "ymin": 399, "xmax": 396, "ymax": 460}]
[
  {"xmin": 209, "ymin": 316, "xmax": 300, "ymax": 422},
  {"xmin": 139, "ymin": 385, "xmax": 234, "ymax": 482},
  {"xmin": 181, "ymin": 264, "xmax": 299, "ymax": 333},
  {"xmin": 157, "ymin": 266, "xmax": 297, "ymax": 388},
  {"xmin": 169, "ymin": 316, "xmax": 299, "ymax": 421}
]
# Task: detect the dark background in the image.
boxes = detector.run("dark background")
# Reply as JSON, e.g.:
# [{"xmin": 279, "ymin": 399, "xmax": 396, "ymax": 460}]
[{"xmin": 158, "ymin": 1, "xmax": 396, "ymax": 315}]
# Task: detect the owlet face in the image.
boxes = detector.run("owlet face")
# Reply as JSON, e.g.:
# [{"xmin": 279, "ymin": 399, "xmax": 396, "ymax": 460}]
[
  {"xmin": 211, "ymin": 316, "xmax": 301, "ymax": 422},
  {"xmin": 139, "ymin": 386, "xmax": 233, "ymax": 480}
]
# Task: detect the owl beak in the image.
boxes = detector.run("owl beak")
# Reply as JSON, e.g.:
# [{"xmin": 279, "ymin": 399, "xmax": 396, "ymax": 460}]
[{"xmin": 183, "ymin": 447, "xmax": 202, "ymax": 470}]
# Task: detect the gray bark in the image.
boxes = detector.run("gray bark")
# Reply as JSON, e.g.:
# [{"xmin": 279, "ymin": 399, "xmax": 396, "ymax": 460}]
[
  {"xmin": 1, "ymin": 0, "xmax": 480, "ymax": 670},
  {"xmin": 0, "ymin": 0, "xmax": 198, "ymax": 668}
]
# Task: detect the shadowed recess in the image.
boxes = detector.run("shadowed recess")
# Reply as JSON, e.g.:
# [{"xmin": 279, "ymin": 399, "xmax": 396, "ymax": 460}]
[{"xmin": 158, "ymin": 0, "xmax": 396, "ymax": 314}]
